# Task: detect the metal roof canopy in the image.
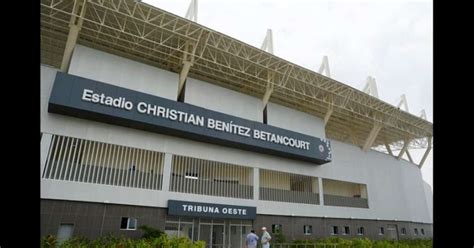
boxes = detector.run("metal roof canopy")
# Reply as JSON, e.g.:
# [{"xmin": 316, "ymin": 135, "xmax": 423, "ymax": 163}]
[{"xmin": 40, "ymin": 0, "xmax": 432, "ymax": 155}]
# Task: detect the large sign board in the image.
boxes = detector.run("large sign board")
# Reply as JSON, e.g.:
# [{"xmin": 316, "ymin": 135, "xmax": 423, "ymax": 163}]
[
  {"xmin": 168, "ymin": 200, "xmax": 256, "ymax": 220},
  {"xmin": 48, "ymin": 72, "xmax": 332, "ymax": 164}
]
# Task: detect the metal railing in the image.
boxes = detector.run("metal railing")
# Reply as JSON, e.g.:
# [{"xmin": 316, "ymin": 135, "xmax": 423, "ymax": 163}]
[
  {"xmin": 260, "ymin": 187, "xmax": 320, "ymax": 205},
  {"xmin": 323, "ymin": 194, "xmax": 369, "ymax": 208}
]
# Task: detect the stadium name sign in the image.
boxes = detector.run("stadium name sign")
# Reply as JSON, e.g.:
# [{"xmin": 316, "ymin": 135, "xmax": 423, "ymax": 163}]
[
  {"xmin": 81, "ymin": 89, "xmax": 311, "ymax": 151},
  {"xmin": 168, "ymin": 200, "xmax": 256, "ymax": 219},
  {"xmin": 48, "ymin": 72, "xmax": 331, "ymax": 164}
]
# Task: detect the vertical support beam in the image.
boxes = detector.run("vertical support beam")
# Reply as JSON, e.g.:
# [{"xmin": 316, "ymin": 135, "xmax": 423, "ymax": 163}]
[
  {"xmin": 405, "ymin": 149, "xmax": 414, "ymax": 163},
  {"xmin": 318, "ymin": 177, "xmax": 324, "ymax": 205},
  {"xmin": 324, "ymin": 104, "xmax": 333, "ymax": 127},
  {"xmin": 60, "ymin": 0, "xmax": 86, "ymax": 72},
  {"xmin": 262, "ymin": 72, "xmax": 274, "ymax": 108},
  {"xmin": 262, "ymin": 84, "xmax": 273, "ymax": 108},
  {"xmin": 177, "ymin": 61, "xmax": 193, "ymax": 98},
  {"xmin": 40, "ymin": 133, "xmax": 53, "ymax": 177},
  {"xmin": 397, "ymin": 139, "xmax": 410, "ymax": 160},
  {"xmin": 318, "ymin": 56, "xmax": 331, "ymax": 77},
  {"xmin": 397, "ymin": 94, "xmax": 409, "ymax": 112},
  {"xmin": 161, "ymin": 153, "xmax": 173, "ymax": 192},
  {"xmin": 362, "ymin": 123, "xmax": 382, "ymax": 152},
  {"xmin": 260, "ymin": 29, "xmax": 274, "ymax": 54},
  {"xmin": 384, "ymin": 143, "xmax": 394, "ymax": 156},
  {"xmin": 253, "ymin": 168, "xmax": 259, "ymax": 201},
  {"xmin": 176, "ymin": 29, "xmax": 203, "ymax": 99},
  {"xmin": 362, "ymin": 76, "xmax": 379, "ymax": 98},
  {"xmin": 418, "ymin": 137, "xmax": 432, "ymax": 168},
  {"xmin": 420, "ymin": 109, "xmax": 427, "ymax": 120},
  {"xmin": 261, "ymin": 29, "xmax": 275, "ymax": 109},
  {"xmin": 185, "ymin": 0, "xmax": 198, "ymax": 22}
]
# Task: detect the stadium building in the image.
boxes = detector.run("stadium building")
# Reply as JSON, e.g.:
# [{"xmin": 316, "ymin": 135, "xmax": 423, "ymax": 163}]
[{"xmin": 40, "ymin": 0, "xmax": 433, "ymax": 245}]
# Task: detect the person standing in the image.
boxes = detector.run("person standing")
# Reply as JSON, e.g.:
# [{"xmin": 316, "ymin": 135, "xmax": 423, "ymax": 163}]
[
  {"xmin": 245, "ymin": 229, "xmax": 259, "ymax": 248},
  {"xmin": 261, "ymin": 227, "xmax": 272, "ymax": 248}
]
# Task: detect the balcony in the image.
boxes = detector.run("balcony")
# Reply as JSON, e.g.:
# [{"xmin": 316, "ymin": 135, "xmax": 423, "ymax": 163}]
[
  {"xmin": 323, "ymin": 194, "xmax": 369, "ymax": 208},
  {"xmin": 260, "ymin": 187, "xmax": 320, "ymax": 205}
]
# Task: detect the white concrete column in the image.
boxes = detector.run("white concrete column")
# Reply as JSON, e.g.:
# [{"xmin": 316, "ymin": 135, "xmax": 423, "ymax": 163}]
[
  {"xmin": 162, "ymin": 153, "xmax": 173, "ymax": 192},
  {"xmin": 318, "ymin": 177, "xmax": 324, "ymax": 205},
  {"xmin": 61, "ymin": 25, "xmax": 81, "ymax": 72},
  {"xmin": 40, "ymin": 133, "xmax": 53, "ymax": 177},
  {"xmin": 253, "ymin": 168, "xmax": 259, "ymax": 201}
]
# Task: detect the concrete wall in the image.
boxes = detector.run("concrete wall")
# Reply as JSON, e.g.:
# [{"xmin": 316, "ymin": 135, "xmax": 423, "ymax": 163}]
[
  {"xmin": 41, "ymin": 199, "xmax": 432, "ymax": 240},
  {"xmin": 423, "ymin": 181, "xmax": 433, "ymax": 223},
  {"xmin": 267, "ymin": 102, "xmax": 325, "ymax": 138},
  {"xmin": 68, "ymin": 45, "xmax": 178, "ymax": 100},
  {"xmin": 41, "ymin": 45, "xmax": 432, "ymax": 224},
  {"xmin": 185, "ymin": 77, "xmax": 262, "ymax": 122}
]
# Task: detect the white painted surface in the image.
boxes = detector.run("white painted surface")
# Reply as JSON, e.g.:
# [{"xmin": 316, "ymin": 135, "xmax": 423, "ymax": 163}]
[
  {"xmin": 41, "ymin": 59, "xmax": 432, "ymax": 223},
  {"xmin": 185, "ymin": 77, "xmax": 262, "ymax": 122},
  {"xmin": 68, "ymin": 45, "xmax": 178, "ymax": 100},
  {"xmin": 423, "ymin": 181, "xmax": 433, "ymax": 223},
  {"xmin": 267, "ymin": 102, "xmax": 326, "ymax": 138}
]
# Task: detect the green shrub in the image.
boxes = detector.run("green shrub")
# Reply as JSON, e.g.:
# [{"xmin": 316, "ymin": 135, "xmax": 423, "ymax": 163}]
[
  {"xmin": 41, "ymin": 233, "xmax": 207, "ymax": 248},
  {"xmin": 58, "ymin": 236, "xmax": 90, "ymax": 248},
  {"xmin": 351, "ymin": 237, "xmax": 372, "ymax": 248},
  {"xmin": 373, "ymin": 239, "xmax": 396, "ymax": 248},
  {"xmin": 138, "ymin": 225, "xmax": 165, "ymax": 240},
  {"xmin": 40, "ymin": 235, "xmax": 57, "ymax": 248},
  {"xmin": 273, "ymin": 230, "xmax": 286, "ymax": 243},
  {"xmin": 192, "ymin": 240, "xmax": 206, "ymax": 248},
  {"xmin": 287, "ymin": 237, "xmax": 432, "ymax": 248}
]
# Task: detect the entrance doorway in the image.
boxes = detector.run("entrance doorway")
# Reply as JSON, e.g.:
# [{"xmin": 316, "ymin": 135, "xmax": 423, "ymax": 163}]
[
  {"xmin": 387, "ymin": 224, "xmax": 399, "ymax": 240},
  {"xmin": 199, "ymin": 220, "xmax": 225, "ymax": 248},
  {"xmin": 229, "ymin": 224, "xmax": 252, "ymax": 248},
  {"xmin": 165, "ymin": 217, "xmax": 253, "ymax": 248},
  {"xmin": 57, "ymin": 223, "xmax": 74, "ymax": 244}
]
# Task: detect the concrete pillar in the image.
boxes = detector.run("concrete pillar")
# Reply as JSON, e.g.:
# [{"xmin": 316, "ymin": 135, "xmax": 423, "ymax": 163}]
[
  {"xmin": 40, "ymin": 133, "xmax": 53, "ymax": 177},
  {"xmin": 162, "ymin": 153, "xmax": 173, "ymax": 192},
  {"xmin": 318, "ymin": 177, "xmax": 324, "ymax": 205},
  {"xmin": 60, "ymin": 25, "xmax": 81, "ymax": 72},
  {"xmin": 253, "ymin": 168, "xmax": 259, "ymax": 201}
]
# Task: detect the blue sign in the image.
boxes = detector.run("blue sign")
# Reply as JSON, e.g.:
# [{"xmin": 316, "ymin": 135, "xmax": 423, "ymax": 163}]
[{"xmin": 168, "ymin": 200, "xmax": 256, "ymax": 220}]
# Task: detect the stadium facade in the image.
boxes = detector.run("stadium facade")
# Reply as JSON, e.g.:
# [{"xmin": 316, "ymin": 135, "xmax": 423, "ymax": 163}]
[{"xmin": 40, "ymin": 0, "xmax": 433, "ymax": 245}]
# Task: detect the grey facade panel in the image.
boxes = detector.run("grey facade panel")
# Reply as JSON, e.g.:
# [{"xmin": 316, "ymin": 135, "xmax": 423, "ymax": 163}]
[{"xmin": 41, "ymin": 199, "xmax": 432, "ymax": 241}]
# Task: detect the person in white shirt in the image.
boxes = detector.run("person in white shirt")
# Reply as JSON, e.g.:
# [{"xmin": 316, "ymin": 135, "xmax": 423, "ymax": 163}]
[{"xmin": 261, "ymin": 226, "xmax": 272, "ymax": 248}]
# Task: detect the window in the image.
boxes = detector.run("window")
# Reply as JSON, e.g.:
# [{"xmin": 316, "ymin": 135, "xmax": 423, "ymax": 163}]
[
  {"xmin": 343, "ymin": 226, "xmax": 350, "ymax": 235},
  {"xmin": 272, "ymin": 224, "xmax": 282, "ymax": 233},
  {"xmin": 401, "ymin": 228, "xmax": 406, "ymax": 235},
  {"xmin": 120, "ymin": 217, "xmax": 137, "ymax": 230},
  {"xmin": 421, "ymin": 228, "xmax": 425, "ymax": 235},
  {"xmin": 357, "ymin": 226, "xmax": 364, "ymax": 235},
  {"xmin": 379, "ymin": 227, "xmax": 384, "ymax": 235},
  {"xmin": 331, "ymin": 226, "xmax": 339, "ymax": 235},
  {"xmin": 304, "ymin": 225, "xmax": 312, "ymax": 235},
  {"xmin": 414, "ymin": 228, "xmax": 418, "ymax": 235}
]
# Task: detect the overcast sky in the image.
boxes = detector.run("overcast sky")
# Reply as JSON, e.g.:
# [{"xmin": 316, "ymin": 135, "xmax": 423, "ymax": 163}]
[{"xmin": 143, "ymin": 0, "xmax": 433, "ymax": 190}]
